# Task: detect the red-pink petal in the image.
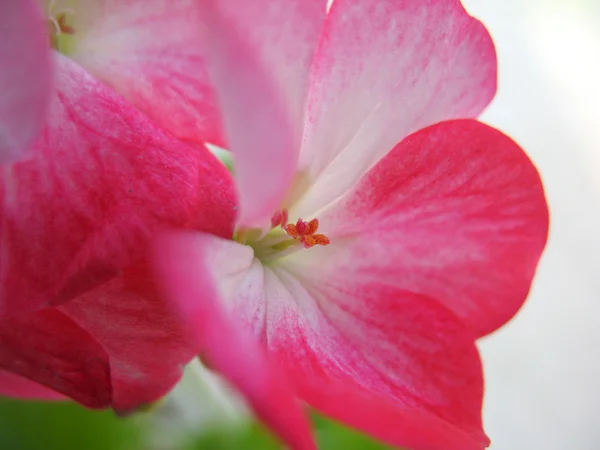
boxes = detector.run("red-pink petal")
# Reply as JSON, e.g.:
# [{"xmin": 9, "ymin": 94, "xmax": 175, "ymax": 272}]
[
  {"xmin": 294, "ymin": 0, "xmax": 498, "ymax": 217},
  {"xmin": 308, "ymin": 119, "xmax": 549, "ymax": 338},
  {"xmin": 0, "ymin": 55, "xmax": 235, "ymax": 319},
  {"xmin": 263, "ymin": 268, "xmax": 489, "ymax": 450},
  {"xmin": 198, "ymin": 3, "xmax": 305, "ymax": 228},
  {"xmin": 0, "ymin": 308, "xmax": 111, "ymax": 407},
  {"xmin": 70, "ymin": 0, "xmax": 225, "ymax": 146},
  {"xmin": 0, "ymin": 0, "xmax": 52, "ymax": 163},
  {"xmin": 0, "ymin": 370, "xmax": 65, "ymax": 401},
  {"xmin": 58, "ymin": 262, "xmax": 202, "ymax": 413},
  {"xmin": 153, "ymin": 232, "xmax": 315, "ymax": 450},
  {"xmin": 296, "ymin": 378, "xmax": 488, "ymax": 450},
  {"xmin": 160, "ymin": 233, "xmax": 488, "ymax": 449}
]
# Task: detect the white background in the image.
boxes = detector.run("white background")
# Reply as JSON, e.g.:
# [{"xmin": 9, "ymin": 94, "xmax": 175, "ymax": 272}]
[{"xmin": 463, "ymin": 1, "xmax": 600, "ymax": 449}]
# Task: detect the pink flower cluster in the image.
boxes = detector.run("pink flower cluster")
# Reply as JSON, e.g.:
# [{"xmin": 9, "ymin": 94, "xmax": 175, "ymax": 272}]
[{"xmin": 0, "ymin": 1, "xmax": 548, "ymax": 449}]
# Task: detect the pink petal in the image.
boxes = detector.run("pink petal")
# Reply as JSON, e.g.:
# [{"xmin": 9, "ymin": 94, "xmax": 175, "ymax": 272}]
[
  {"xmin": 0, "ymin": 370, "xmax": 65, "ymax": 401},
  {"xmin": 206, "ymin": 0, "xmax": 327, "ymax": 142},
  {"xmin": 303, "ymin": 119, "xmax": 549, "ymax": 338},
  {"xmin": 153, "ymin": 232, "xmax": 316, "ymax": 450},
  {"xmin": 263, "ymin": 268, "xmax": 489, "ymax": 450},
  {"xmin": 69, "ymin": 0, "xmax": 225, "ymax": 146},
  {"xmin": 160, "ymin": 232, "xmax": 488, "ymax": 449},
  {"xmin": 198, "ymin": 1, "xmax": 325, "ymax": 228},
  {"xmin": 0, "ymin": 308, "xmax": 111, "ymax": 408},
  {"xmin": 296, "ymin": 378, "xmax": 488, "ymax": 450},
  {"xmin": 58, "ymin": 261, "xmax": 203, "ymax": 413},
  {"xmin": 0, "ymin": 55, "xmax": 235, "ymax": 319},
  {"xmin": 0, "ymin": 0, "xmax": 52, "ymax": 163},
  {"xmin": 294, "ymin": 0, "xmax": 497, "ymax": 217}
]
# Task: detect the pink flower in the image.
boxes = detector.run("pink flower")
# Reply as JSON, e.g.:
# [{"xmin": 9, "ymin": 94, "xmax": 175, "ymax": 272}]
[
  {"xmin": 0, "ymin": 0, "xmax": 227, "ymax": 162},
  {"xmin": 154, "ymin": 1, "xmax": 549, "ymax": 449},
  {"xmin": 0, "ymin": 0, "xmax": 236, "ymax": 411}
]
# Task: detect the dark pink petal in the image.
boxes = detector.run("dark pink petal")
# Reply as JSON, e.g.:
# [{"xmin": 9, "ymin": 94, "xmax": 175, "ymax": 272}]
[
  {"xmin": 0, "ymin": 308, "xmax": 111, "ymax": 407},
  {"xmin": 0, "ymin": 55, "xmax": 235, "ymax": 318},
  {"xmin": 296, "ymin": 378, "xmax": 488, "ymax": 450},
  {"xmin": 153, "ymin": 232, "xmax": 316, "ymax": 450},
  {"xmin": 0, "ymin": 370, "xmax": 65, "ymax": 400},
  {"xmin": 70, "ymin": 0, "xmax": 225, "ymax": 146},
  {"xmin": 0, "ymin": 0, "xmax": 52, "ymax": 163},
  {"xmin": 306, "ymin": 119, "xmax": 549, "ymax": 338},
  {"xmin": 197, "ymin": 2, "xmax": 309, "ymax": 228},
  {"xmin": 294, "ymin": 0, "xmax": 498, "ymax": 217},
  {"xmin": 59, "ymin": 262, "xmax": 202, "ymax": 413}
]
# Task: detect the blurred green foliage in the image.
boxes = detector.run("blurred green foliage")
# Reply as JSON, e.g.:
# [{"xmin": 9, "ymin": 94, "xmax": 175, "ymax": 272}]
[
  {"xmin": 187, "ymin": 413, "xmax": 393, "ymax": 449},
  {"xmin": 0, "ymin": 398, "xmax": 141, "ymax": 450},
  {"xmin": 0, "ymin": 398, "xmax": 394, "ymax": 449}
]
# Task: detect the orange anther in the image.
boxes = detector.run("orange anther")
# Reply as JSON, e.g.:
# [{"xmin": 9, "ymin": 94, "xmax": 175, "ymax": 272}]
[
  {"xmin": 284, "ymin": 223, "xmax": 299, "ymax": 239},
  {"xmin": 301, "ymin": 234, "xmax": 330, "ymax": 248},
  {"xmin": 306, "ymin": 218, "xmax": 319, "ymax": 235},
  {"xmin": 282, "ymin": 215, "xmax": 330, "ymax": 249},
  {"xmin": 57, "ymin": 14, "xmax": 75, "ymax": 34}
]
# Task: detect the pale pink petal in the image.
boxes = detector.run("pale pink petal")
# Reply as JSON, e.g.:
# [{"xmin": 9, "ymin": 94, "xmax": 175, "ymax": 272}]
[
  {"xmin": 207, "ymin": 0, "xmax": 327, "ymax": 142},
  {"xmin": 0, "ymin": 308, "xmax": 111, "ymax": 408},
  {"xmin": 153, "ymin": 232, "xmax": 316, "ymax": 450},
  {"xmin": 296, "ymin": 119, "xmax": 548, "ymax": 338},
  {"xmin": 59, "ymin": 261, "xmax": 204, "ymax": 413},
  {"xmin": 69, "ymin": 0, "xmax": 225, "ymax": 146},
  {"xmin": 293, "ymin": 0, "xmax": 497, "ymax": 217},
  {"xmin": 0, "ymin": 55, "xmax": 235, "ymax": 318},
  {"xmin": 198, "ymin": 3, "xmax": 302, "ymax": 229},
  {"xmin": 0, "ymin": 370, "xmax": 65, "ymax": 401},
  {"xmin": 0, "ymin": 0, "xmax": 52, "ymax": 163}
]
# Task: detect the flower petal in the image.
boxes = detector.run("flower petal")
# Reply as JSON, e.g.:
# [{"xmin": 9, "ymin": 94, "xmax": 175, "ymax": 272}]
[
  {"xmin": 153, "ymin": 232, "xmax": 316, "ymax": 450},
  {"xmin": 198, "ymin": 0, "xmax": 325, "ymax": 228},
  {"xmin": 58, "ymin": 261, "xmax": 202, "ymax": 413},
  {"xmin": 263, "ymin": 267, "xmax": 489, "ymax": 450},
  {"xmin": 0, "ymin": 370, "xmax": 65, "ymax": 401},
  {"xmin": 296, "ymin": 378, "xmax": 488, "ymax": 450},
  {"xmin": 0, "ymin": 308, "xmax": 111, "ymax": 407},
  {"xmin": 303, "ymin": 119, "xmax": 549, "ymax": 338},
  {"xmin": 0, "ymin": 0, "xmax": 52, "ymax": 163},
  {"xmin": 206, "ymin": 0, "xmax": 326, "ymax": 141},
  {"xmin": 184, "ymin": 242, "xmax": 490, "ymax": 449},
  {"xmin": 0, "ymin": 55, "xmax": 235, "ymax": 319},
  {"xmin": 294, "ymin": 0, "xmax": 497, "ymax": 217},
  {"xmin": 70, "ymin": 0, "xmax": 225, "ymax": 146}
]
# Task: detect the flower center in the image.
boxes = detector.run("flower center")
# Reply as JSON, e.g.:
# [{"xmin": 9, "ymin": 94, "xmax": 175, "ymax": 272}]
[
  {"xmin": 236, "ymin": 209, "xmax": 330, "ymax": 264},
  {"xmin": 46, "ymin": 0, "xmax": 76, "ymax": 54}
]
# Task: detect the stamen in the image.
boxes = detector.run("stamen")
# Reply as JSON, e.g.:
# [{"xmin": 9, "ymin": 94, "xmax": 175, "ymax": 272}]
[
  {"xmin": 301, "ymin": 234, "xmax": 330, "ymax": 248},
  {"xmin": 284, "ymin": 223, "xmax": 299, "ymax": 239},
  {"xmin": 270, "ymin": 208, "xmax": 289, "ymax": 228},
  {"xmin": 306, "ymin": 218, "xmax": 319, "ymax": 235},
  {"xmin": 254, "ymin": 211, "xmax": 330, "ymax": 264},
  {"xmin": 48, "ymin": 16, "xmax": 61, "ymax": 36},
  {"xmin": 295, "ymin": 219, "xmax": 309, "ymax": 235},
  {"xmin": 57, "ymin": 14, "xmax": 75, "ymax": 34},
  {"xmin": 284, "ymin": 217, "xmax": 330, "ymax": 248},
  {"xmin": 47, "ymin": 1, "xmax": 77, "ymax": 38}
]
